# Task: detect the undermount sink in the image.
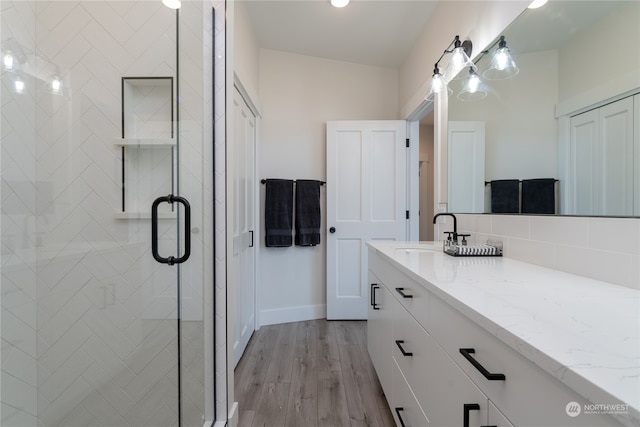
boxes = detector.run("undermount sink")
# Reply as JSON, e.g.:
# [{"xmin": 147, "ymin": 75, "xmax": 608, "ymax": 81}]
[{"xmin": 394, "ymin": 244, "xmax": 441, "ymax": 253}]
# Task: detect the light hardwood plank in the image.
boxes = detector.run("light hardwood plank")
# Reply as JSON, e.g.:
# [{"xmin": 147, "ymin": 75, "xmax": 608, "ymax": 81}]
[
  {"xmin": 317, "ymin": 370, "xmax": 352, "ymax": 427},
  {"xmin": 317, "ymin": 320, "xmax": 341, "ymax": 371},
  {"xmin": 252, "ymin": 382, "xmax": 290, "ymax": 427},
  {"xmin": 264, "ymin": 322, "xmax": 297, "ymax": 383},
  {"xmin": 235, "ymin": 320, "xmax": 395, "ymax": 427}
]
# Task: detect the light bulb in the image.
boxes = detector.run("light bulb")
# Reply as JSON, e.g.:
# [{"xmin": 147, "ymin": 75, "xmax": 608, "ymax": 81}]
[
  {"xmin": 3, "ymin": 52, "xmax": 15, "ymax": 71},
  {"xmin": 467, "ymin": 74, "xmax": 480, "ymax": 93},
  {"xmin": 450, "ymin": 47, "xmax": 466, "ymax": 71},
  {"xmin": 331, "ymin": 0, "xmax": 349, "ymax": 7},
  {"xmin": 14, "ymin": 77, "xmax": 24, "ymax": 93},
  {"xmin": 432, "ymin": 74, "xmax": 444, "ymax": 94},
  {"xmin": 494, "ymin": 47, "xmax": 509, "ymax": 71}
]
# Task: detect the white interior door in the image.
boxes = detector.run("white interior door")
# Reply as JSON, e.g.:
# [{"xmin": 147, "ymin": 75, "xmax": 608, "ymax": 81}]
[
  {"xmin": 326, "ymin": 120, "xmax": 407, "ymax": 320},
  {"xmin": 447, "ymin": 121, "xmax": 485, "ymax": 213},
  {"xmin": 232, "ymin": 88, "xmax": 256, "ymax": 366}
]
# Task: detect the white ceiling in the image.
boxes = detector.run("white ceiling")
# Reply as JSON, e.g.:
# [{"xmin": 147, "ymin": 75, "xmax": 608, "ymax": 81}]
[{"xmin": 242, "ymin": 0, "xmax": 439, "ymax": 68}]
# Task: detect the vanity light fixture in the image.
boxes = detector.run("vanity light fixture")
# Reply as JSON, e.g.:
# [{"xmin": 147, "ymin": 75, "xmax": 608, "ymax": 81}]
[
  {"xmin": 457, "ymin": 67, "xmax": 487, "ymax": 101},
  {"xmin": 425, "ymin": 35, "xmax": 473, "ymax": 101},
  {"xmin": 331, "ymin": 0, "xmax": 349, "ymax": 8},
  {"xmin": 444, "ymin": 36, "xmax": 474, "ymax": 81},
  {"xmin": 162, "ymin": 0, "xmax": 181, "ymax": 9},
  {"xmin": 425, "ymin": 64, "xmax": 452, "ymax": 101},
  {"xmin": 483, "ymin": 36, "xmax": 519, "ymax": 80}
]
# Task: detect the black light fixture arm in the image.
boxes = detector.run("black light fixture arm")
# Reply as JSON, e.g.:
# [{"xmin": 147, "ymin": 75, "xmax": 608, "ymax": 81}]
[{"xmin": 433, "ymin": 35, "xmax": 473, "ymax": 68}]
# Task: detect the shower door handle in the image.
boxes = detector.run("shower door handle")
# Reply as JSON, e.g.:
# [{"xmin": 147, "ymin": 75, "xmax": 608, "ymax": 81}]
[{"xmin": 152, "ymin": 195, "xmax": 191, "ymax": 265}]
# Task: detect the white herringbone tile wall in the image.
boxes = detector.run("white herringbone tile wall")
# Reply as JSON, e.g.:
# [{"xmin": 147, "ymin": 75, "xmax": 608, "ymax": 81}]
[{"xmin": 1, "ymin": 1, "xmax": 220, "ymax": 426}]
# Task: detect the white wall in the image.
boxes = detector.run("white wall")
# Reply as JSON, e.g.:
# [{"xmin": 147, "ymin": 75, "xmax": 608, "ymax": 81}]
[
  {"xmin": 258, "ymin": 48, "xmax": 398, "ymax": 325},
  {"xmin": 448, "ymin": 49, "xmax": 559, "ymax": 181},
  {"xmin": 233, "ymin": 0, "xmax": 260, "ymax": 99}
]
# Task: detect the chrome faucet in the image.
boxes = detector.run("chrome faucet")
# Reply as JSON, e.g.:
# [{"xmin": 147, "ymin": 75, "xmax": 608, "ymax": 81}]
[{"xmin": 433, "ymin": 213, "xmax": 458, "ymax": 243}]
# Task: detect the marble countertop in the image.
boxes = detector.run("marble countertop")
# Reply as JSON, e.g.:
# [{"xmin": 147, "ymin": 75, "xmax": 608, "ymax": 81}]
[{"xmin": 367, "ymin": 241, "xmax": 640, "ymax": 427}]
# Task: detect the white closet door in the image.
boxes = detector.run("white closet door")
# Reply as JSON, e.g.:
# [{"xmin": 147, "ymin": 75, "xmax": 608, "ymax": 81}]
[
  {"xmin": 569, "ymin": 95, "xmax": 634, "ymax": 216},
  {"xmin": 232, "ymin": 88, "xmax": 256, "ymax": 366},
  {"xmin": 570, "ymin": 109, "xmax": 599, "ymax": 215},
  {"xmin": 326, "ymin": 120, "xmax": 407, "ymax": 320},
  {"xmin": 599, "ymin": 96, "xmax": 634, "ymax": 216}
]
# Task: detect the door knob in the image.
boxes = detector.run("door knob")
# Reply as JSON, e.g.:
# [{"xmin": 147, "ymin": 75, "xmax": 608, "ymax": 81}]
[{"xmin": 329, "ymin": 227, "xmax": 336, "ymax": 233}]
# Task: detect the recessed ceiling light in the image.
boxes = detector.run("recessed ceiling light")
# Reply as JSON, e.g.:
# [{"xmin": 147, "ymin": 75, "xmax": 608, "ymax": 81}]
[
  {"xmin": 162, "ymin": 0, "xmax": 181, "ymax": 9},
  {"xmin": 528, "ymin": 0, "xmax": 548, "ymax": 9},
  {"xmin": 331, "ymin": 0, "xmax": 349, "ymax": 8}
]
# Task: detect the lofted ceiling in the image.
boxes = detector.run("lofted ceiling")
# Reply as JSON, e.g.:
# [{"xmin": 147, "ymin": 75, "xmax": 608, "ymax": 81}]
[{"xmin": 242, "ymin": 0, "xmax": 439, "ymax": 68}]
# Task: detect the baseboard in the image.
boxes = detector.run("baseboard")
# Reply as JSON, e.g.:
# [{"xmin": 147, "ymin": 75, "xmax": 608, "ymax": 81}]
[{"xmin": 260, "ymin": 304, "xmax": 326, "ymax": 326}]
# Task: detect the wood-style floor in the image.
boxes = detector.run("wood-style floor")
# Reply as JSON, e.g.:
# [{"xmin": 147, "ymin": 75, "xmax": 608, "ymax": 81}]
[{"xmin": 234, "ymin": 319, "xmax": 396, "ymax": 427}]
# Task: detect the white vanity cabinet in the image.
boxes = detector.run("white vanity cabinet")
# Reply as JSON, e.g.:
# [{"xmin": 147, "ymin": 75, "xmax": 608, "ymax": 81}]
[
  {"xmin": 367, "ymin": 247, "xmax": 628, "ymax": 427},
  {"xmin": 429, "ymin": 295, "xmax": 623, "ymax": 427},
  {"xmin": 368, "ymin": 272, "xmax": 393, "ymax": 396}
]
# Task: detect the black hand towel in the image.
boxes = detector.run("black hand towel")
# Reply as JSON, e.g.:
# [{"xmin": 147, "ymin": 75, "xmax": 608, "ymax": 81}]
[
  {"xmin": 295, "ymin": 180, "xmax": 322, "ymax": 246},
  {"xmin": 265, "ymin": 179, "xmax": 294, "ymax": 247},
  {"xmin": 490, "ymin": 180, "xmax": 520, "ymax": 213},
  {"xmin": 522, "ymin": 178, "xmax": 556, "ymax": 214}
]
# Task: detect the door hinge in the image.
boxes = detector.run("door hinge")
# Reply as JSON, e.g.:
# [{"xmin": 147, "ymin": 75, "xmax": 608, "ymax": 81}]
[
  {"xmin": 406, "ymin": 138, "xmax": 410, "ymax": 148},
  {"xmin": 406, "ymin": 210, "xmax": 410, "ymax": 219}
]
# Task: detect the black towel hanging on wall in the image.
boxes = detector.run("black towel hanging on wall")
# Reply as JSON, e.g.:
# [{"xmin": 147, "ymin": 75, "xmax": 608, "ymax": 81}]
[
  {"xmin": 522, "ymin": 178, "xmax": 556, "ymax": 214},
  {"xmin": 264, "ymin": 179, "xmax": 294, "ymax": 247},
  {"xmin": 295, "ymin": 180, "xmax": 322, "ymax": 246}
]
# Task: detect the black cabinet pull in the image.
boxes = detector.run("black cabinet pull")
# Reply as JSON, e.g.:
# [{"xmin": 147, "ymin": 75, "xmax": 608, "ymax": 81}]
[
  {"xmin": 459, "ymin": 348, "xmax": 505, "ymax": 381},
  {"xmin": 463, "ymin": 403, "xmax": 480, "ymax": 427},
  {"xmin": 395, "ymin": 287, "xmax": 413, "ymax": 298},
  {"xmin": 394, "ymin": 407, "xmax": 408, "ymax": 427},
  {"xmin": 395, "ymin": 340, "xmax": 413, "ymax": 357},
  {"xmin": 370, "ymin": 284, "xmax": 380, "ymax": 310},
  {"xmin": 152, "ymin": 195, "xmax": 191, "ymax": 265}
]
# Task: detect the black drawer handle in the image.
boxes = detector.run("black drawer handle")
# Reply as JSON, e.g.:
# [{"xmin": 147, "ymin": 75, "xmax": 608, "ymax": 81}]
[
  {"xmin": 395, "ymin": 407, "xmax": 408, "ymax": 427},
  {"xmin": 464, "ymin": 403, "xmax": 480, "ymax": 427},
  {"xmin": 459, "ymin": 348, "xmax": 506, "ymax": 381},
  {"xmin": 395, "ymin": 287, "xmax": 413, "ymax": 298},
  {"xmin": 395, "ymin": 340, "xmax": 413, "ymax": 357},
  {"xmin": 370, "ymin": 284, "xmax": 380, "ymax": 310}
]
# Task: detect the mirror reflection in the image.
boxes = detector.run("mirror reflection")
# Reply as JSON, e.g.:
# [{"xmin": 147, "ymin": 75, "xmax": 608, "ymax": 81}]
[{"xmin": 447, "ymin": 0, "xmax": 640, "ymax": 217}]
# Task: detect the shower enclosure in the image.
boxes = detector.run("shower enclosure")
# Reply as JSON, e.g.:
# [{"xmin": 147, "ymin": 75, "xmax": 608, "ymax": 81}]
[{"xmin": 1, "ymin": 1, "xmax": 221, "ymax": 426}]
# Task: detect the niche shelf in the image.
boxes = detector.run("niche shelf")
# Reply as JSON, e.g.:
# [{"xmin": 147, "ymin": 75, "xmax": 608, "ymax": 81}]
[{"xmin": 116, "ymin": 77, "xmax": 176, "ymax": 219}]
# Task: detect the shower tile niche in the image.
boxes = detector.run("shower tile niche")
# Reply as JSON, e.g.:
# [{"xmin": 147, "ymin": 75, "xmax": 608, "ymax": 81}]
[{"xmin": 115, "ymin": 77, "xmax": 176, "ymax": 219}]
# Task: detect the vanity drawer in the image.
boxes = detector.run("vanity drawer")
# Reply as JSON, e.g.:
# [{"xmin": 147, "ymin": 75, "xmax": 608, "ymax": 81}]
[
  {"xmin": 429, "ymin": 295, "xmax": 625, "ymax": 427},
  {"xmin": 369, "ymin": 251, "xmax": 429, "ymax": 327},
  {"xmin": 391, "ymin": 357, "xmax": 430, "ymax": 427},
  {"xmin": 391, "ymin": 297, "xmax": 430, "ymax": 414}
]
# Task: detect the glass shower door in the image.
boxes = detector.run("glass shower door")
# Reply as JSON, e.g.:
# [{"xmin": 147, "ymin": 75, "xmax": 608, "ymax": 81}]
[{"xmin": 1, "ymin": 1, "xmax": 209, "ymax": 426}]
